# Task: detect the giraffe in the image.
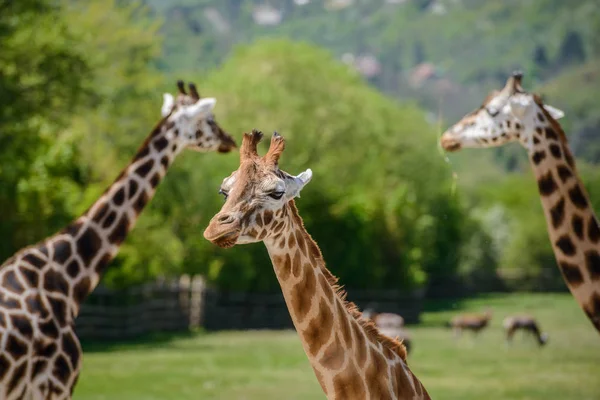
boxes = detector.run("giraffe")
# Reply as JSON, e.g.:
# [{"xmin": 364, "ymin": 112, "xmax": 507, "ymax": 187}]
[
  {"xmin": 440, "ymin": 72, "xmax": 600, "ymax": 334},
  {"xmin": 204, "ymin": 130, "xmax": 430, "ymax": 400},
  {"xmin": 0, "ymin": 80, "xmax": 236, "ymax": 399}
]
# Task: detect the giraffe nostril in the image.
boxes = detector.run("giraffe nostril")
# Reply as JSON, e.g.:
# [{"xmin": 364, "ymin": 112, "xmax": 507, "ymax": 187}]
[{"xmin": 217, "ymin": 214, "xmax": 234, "ymax": 224}]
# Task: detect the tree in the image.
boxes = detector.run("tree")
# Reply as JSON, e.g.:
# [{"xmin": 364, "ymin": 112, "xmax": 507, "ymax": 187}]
[
  {"xmin": 156, "ymin": 39, "xmax": 475, "ymax": 292},
  {"xmin": 0, "ymin": 0, "xmax": 91, "ymax": 258}
]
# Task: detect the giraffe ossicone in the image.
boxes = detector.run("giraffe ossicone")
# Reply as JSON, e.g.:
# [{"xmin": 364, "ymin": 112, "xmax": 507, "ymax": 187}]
[
  {"xmin": 204, "ymin": 130, "xmax": 430, "ymax": 399},
  {"xmin": 0, "ymin": 80, "xmax": 235, "ymax": 399},
  {"xmin": 441, "ymin": 72, "xmax": 600, "ymax": 334}
]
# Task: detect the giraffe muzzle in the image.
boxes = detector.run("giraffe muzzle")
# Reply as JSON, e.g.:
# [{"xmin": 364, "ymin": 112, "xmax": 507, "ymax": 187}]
[
  {"xmin": 440, "ymin": 132, "xmax": 462, "ymax": 152},
  {"xmin": 203, "ymin": 213, "xmax": 241, "ymax": 248}
]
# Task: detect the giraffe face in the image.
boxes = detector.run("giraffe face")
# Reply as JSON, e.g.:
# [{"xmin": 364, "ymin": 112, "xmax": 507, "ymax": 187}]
[
  {"xmin": 440, "ymin": 73, "xmax": 564, "ymax": 152},
  {"xmin": 203, "ymin": 131, "xmax": 312, "ymax": 248},
  {"xmin": 161, "ymin": 81, "xmax": 237, "ymax": 153}
]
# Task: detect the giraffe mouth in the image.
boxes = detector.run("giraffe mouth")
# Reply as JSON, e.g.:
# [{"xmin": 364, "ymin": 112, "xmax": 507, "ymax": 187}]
[
  {"xmin": 205, "ymin": 229, "xmax": 240, "ymax": 248},
  {"xmin": 440, "ymin": 133, "xmax": 462, "ymax": 152}
]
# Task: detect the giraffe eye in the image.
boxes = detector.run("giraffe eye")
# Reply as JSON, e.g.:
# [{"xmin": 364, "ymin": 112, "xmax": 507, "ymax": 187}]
[
  {"xmin": 486, "ymin": 107, "xmax": 499, "ymax": 117},
  {"xmin": 269, "ymin": 191, "xmax": 285, "ymax": 200},
  {"xmin": 218, "ymin": 189, "xmax": 228, "ymax": 201}
]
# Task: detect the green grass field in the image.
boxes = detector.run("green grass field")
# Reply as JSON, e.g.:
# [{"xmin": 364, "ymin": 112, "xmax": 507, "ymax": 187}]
[{"xmin": 75, "ymin": 293, "xmax": 600, "ymax": 400}]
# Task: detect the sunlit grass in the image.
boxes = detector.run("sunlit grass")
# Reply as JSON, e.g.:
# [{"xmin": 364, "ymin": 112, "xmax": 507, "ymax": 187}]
[{"xmin": 76, "ymin": 293, "xmax": 600, "ymax": 400}]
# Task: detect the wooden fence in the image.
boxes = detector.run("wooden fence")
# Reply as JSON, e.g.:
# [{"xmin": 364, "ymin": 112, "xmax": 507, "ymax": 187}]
[{"xmin": 75, "ymin": 275, "xmax": 424, "ymax": 341}]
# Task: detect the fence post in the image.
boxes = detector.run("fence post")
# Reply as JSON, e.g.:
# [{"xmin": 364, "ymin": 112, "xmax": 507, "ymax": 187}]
[{"xmin": 190, "ymin": 275, "xmax": 205, "ymax": 328}]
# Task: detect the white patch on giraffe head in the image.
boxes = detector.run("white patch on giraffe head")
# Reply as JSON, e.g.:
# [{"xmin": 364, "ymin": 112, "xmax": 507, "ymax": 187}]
[{"xmin": 161, "ymin": 93, "xmax": 175, "ymax": 117}]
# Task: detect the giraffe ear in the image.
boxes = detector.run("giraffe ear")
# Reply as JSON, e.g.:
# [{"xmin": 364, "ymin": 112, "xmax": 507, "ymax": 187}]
[
  {"xmin": 183, "ymin": 98, "xmax": 217, "ymax": 119},
  {"xmin": 286, "ymin": 169, "xmax": 312, "ymax": 199},
  {"xmin": 543, "ymin": 104, "xmax": 565, "ymax": 120},
  {"xmin": 161, "ymin": 93, "xmax": 175, "ymax": 117}
]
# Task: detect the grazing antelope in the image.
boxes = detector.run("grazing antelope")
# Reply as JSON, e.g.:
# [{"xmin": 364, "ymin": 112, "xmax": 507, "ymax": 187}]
[
  {"xmin": 362, "ymin": 309, "xmax": 412, "ymax": 354},
  {"xmin": 447, "ymin": 309, "xmax": 493, "ymax": 337},
  {"xmin": 503, "ymin": 315, "xmax": 549, "ymax": 346}
]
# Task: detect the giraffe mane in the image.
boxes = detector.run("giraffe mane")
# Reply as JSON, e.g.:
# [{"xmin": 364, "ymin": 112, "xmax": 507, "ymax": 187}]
[
  {"xmin": 287, "ymin": 201, "xmax": 409, "ymax": 362},
  {"xmin": 533, "ymin": 94, "xmax": 577, "ymax": 173}
]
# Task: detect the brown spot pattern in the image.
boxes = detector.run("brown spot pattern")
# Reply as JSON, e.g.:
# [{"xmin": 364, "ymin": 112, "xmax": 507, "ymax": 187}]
[
  {"xmin": 335, "ymin": 300, "xmax": 352, "ymax": 346},
  {"xmin": 545, "ymin": 127, "xmax": 558, "ymax": 140},
  {"xmin": 102, "ymin": 211, "xmax": 117, "ymax": 229},
  {"xmin": 555, "ymin": 235, "xmax": 577, "ymax": 256},
  {"xmin": 76, "ymin": 228, "xmax": 102, "ymax": 265},
  {"xmin": 91, "ymin": 202, "xmax": 109, "ymax": 223},
  {"xmin": 3, "ymin": 270, "xmax": 24, "ymax": 294},
  {"xmin": 263, "ymin": 210, "xmax": 273, "ymax": 226},
  {"xmin": 549, "ymin": 143, "xmax": 562, "ymax": 159},
  {"xmin": 365, "ymin": 350, "xmax": 391, "ymax": 400},
  {"xmin": 588, "ymin": 216, "xmax": 600, "ymax": 243},
  {"xmin": 531, "ymin": 151, "xmax": 546, "ymax": 165},
  {"xmin": 296, "ymin": 230, "xmax": 307, "ymax": 256},
  {"xmin": 303, "ymin": 298, "xmax": 334, "ymax": 356},
  {"xmin": 559, "ymin": 263, "xmax": 583, "ymax": 287},
  {"xmin": 113, "ymin": 187, "xmax": 125, "ymax": 206},
  {"xmin": 128, "ymin": 180, "xmax": 139, "ymax": 197},
  {"xmin": 133, "ymin": 190, "xmax": 149, "ymax": 215},
  {"xmin": 568, "ymin": 185, "xmax": 588, "ymax": 209},
  {"xmin": 22, "ymin": 253, "xmax": 45, "ymax": 269},
  {"xmin": 52, "ymin": 240, "xmax": 72, "ymax": 264},
  {"xmin": 318, "ymin": 273, "xmax": 334, "ymax": 302},
  {"xmin": 319, "ymin": 334, "xmax": 345, "ymax": 370},
  {"xmin": 153, "ymin": 136, "xmax": 169, "ymax": 152},
  {"xmin": 43, "ymin": 269, "xmax": 69, "ymax": 295},
  {"xmin": 73, "ymin": 277, "xmax": 91, "ymax": 305},
  {"xmin": 585, "ymin": 250, "xmax": 600, "ymax": 281},
  {"xmin": 571, "ymin": 215, "xmax": 584, "ymax": 240},
  {"xmin": 6, "ymin": 335, "xmax": 28, "ymax": 360},
  {"xmin": 66, "ymin": 260, "xmax": 80, "ymax": 278},
  {"xmin": 150, "ymin": 172, "xmax": 160, "ymax": 188},
  {"xmin": 549, "ymin": 198, "xmax": 565, "ymax": 228},
  {"xmin": 537, "ymin": 171, "xmax": 557, "ymax": 196},
  {"xmin": 556, "ymin": 165, "xmax": 573, "ymax": 183},
  {"xmin": 290, "ymin": 267, "xmax": 315, "ymax": 323},
  {"xmin": 351, "ymin": 321, "xmax": 368, "ymax": 367},
  {"xmin": 292, "ymin": 250, "xmax": 302, "ymax": 278},
  {"xmin": 134, "ymin": 159, "xmax": 154, "ymax": 178},
  {"xmin": 333, "ymin": 362, "xmax": 366, "ymax": 399}
]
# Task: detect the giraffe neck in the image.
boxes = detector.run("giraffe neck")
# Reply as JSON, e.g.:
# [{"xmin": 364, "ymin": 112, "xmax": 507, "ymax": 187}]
[
  {"xmin": 43, "ymin": 119, "xmax": 182, "ymax": 311},
  {"xmin": 262, "ymin": 202, "xmax": 429, "ymax": 400},
  {"xmin": 527, "ymin": 116, "xmax": 600, "ymax": 332}
]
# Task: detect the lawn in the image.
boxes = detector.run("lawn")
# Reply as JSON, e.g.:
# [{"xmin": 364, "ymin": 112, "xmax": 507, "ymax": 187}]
[{"xmin": 75, "ymin": 293, "xmax": 600, "ymax": 400}]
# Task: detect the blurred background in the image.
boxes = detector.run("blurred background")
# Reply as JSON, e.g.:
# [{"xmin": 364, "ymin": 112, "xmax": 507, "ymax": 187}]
[{"xmin": 1, "ymin": 0, "xmax": 599, "ymax": 399}]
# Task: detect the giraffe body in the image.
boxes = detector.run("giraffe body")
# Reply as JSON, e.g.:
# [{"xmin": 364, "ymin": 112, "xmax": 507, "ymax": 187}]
[
  {"xmin": 441, "ymin": 73, "xmax": 600, "ymax": 334},
  {"xmin": 204, "ymin": 130, "xmax": 429, "ymax": 399},
  {"xmin": 0, "ymin": 81, "xmax": 236, "ymax": 399}
]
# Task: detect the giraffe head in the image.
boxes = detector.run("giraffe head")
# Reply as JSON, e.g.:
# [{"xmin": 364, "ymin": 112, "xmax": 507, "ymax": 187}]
[
  {"xmin": 203, "ymin": 130, "xmax": 312, "ymax": 248},
  {"xmin": 440, "ymin": 72, "xmax": 565, "ymax": 153},
  {"xmin": 160, "ymin": 80, "xmax": 237, "ymax": 153}
]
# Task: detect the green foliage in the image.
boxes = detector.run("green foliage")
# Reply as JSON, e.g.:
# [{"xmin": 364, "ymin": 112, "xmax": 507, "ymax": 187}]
[{"xmin": 0, "ymin": 0, "xmax": 91, "ymax": 256}]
